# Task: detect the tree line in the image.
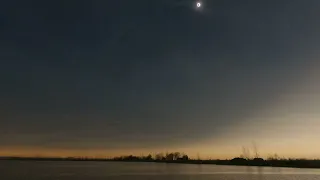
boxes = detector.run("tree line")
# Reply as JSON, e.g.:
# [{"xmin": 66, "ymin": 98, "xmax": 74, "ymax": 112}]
[{"xmin": 113, "ymin": 152, "xmax": 189, "ymax": 162}]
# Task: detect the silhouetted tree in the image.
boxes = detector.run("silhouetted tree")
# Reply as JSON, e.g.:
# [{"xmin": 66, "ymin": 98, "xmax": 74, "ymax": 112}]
[
  {"xmin": 231, "ymin": 157, "xmax": 247, "ymax": 165},
  {"xmin": 181, "ymin": 155, "xmax": 189, "ymax": 161},
  {"xmin": 146, "ymin": 154, "xmax": 152, "ymax": 161},
  {"xmin": 252, "ymin": 158, "xmax": 266, "ymax": 166},
  {"xmin": 155, "ymin": 153, "xmax": 164, "ymax": 161},
  {"xmin": 166, "ymin": 153, "xmax": 174, "ymax": 161},
  {"xmin": 173, "ymin": 152, "xmax": 181, "ymax": 160}
]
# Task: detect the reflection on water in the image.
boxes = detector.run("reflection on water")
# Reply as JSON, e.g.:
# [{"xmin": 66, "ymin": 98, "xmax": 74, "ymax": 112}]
[{"xmin": 1, "ymin": 161, "xmax": 320, "ymax": 180}]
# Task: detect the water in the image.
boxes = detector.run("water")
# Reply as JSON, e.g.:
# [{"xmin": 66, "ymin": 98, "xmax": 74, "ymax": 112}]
[{"xmin": 1, "ymin": 161, "xmax": 320, "ymax": 180}]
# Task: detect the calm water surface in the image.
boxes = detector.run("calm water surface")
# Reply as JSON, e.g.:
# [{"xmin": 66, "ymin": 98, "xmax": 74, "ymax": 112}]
[{"xmin": 1, "ymin": 161, "xmax": 320, "ymax": 180}]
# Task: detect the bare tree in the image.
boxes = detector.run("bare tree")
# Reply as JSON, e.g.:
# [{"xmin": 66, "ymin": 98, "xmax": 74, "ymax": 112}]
[
  {"xmin": 173, "ymin": 152, "xmax": 181, "ymax": 160},
  {"xmin": 252, "ymin": 141, "xmax": 259, "ymax": 158},
  {"xmin": 197, "ymin": 153, "xmax": 201, "ymax": 160},
  {"xmin": 241, "ymin": 146, "xmax": 251, "ymax": 160},
  {"xmin": 267, "ymin": 153, "xmax": 279, "ymax": 160}
]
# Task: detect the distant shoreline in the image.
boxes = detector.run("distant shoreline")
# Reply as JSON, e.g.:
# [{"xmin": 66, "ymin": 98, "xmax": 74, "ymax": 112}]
[{"xmin": 2, "ymin": 156, "xmax": 320, "ymax": 169}]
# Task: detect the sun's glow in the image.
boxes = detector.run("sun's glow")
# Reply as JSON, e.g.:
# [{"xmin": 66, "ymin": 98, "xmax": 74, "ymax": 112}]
[{"xmin": 197, "ymin": 2, "xmax": 201, "ymax": 8}]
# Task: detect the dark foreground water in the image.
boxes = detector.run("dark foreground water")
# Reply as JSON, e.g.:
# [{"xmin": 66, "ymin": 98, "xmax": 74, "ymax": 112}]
[{"xmin": 1, "ymin": 161, "xmax": 320, "ymax": 180}]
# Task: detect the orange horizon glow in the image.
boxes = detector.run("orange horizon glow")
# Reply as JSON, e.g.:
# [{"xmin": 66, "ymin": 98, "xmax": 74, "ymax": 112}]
[{"xmin": 1, "ymin": 142, "xmax": 320, "ymax": 160}]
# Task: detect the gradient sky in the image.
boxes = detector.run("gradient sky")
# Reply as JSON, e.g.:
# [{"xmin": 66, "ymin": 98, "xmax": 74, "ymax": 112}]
[{"xmin": 1, "ymin": 0, "xmax": 320, "ymax": 159}]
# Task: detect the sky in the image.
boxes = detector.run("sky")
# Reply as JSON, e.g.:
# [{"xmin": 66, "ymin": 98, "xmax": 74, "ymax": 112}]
[{"xmin": 1, "ymin": 0, "xmax": 320, "ymax": 159}]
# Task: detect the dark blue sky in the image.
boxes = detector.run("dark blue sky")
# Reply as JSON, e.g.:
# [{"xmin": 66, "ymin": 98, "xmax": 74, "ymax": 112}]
[{"xmin": 1, "ymin": 0, "xmax": 320, "ymax": 157}]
